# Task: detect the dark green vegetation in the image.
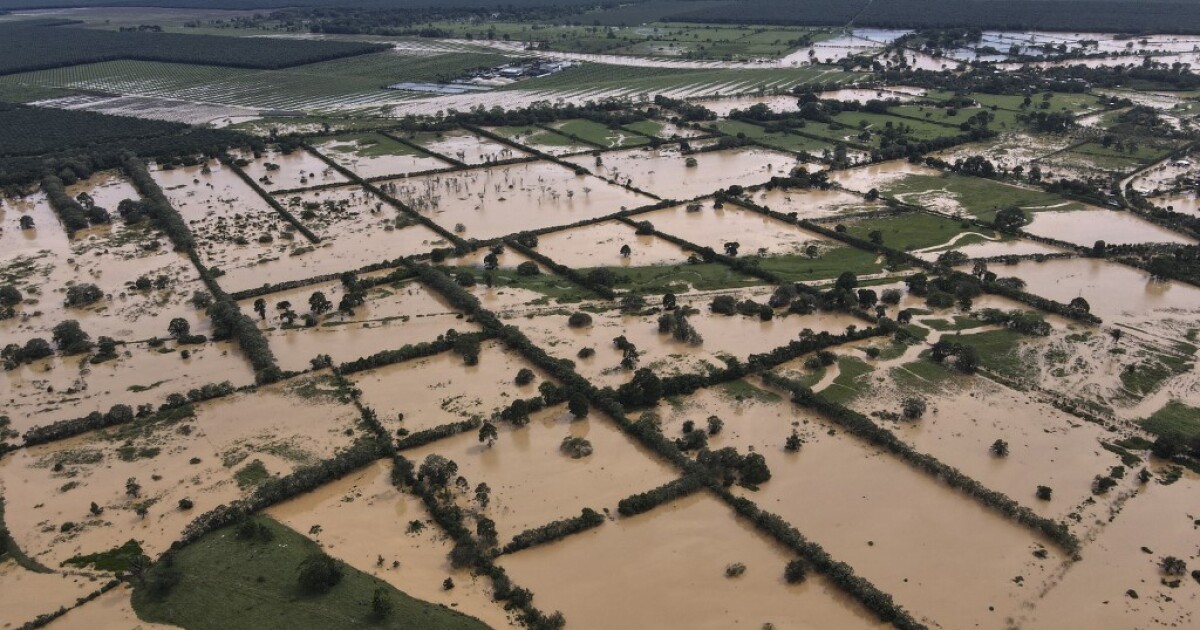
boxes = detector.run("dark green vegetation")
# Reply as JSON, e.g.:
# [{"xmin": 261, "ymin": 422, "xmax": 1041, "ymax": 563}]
[
  {"xmin": 0, "ymin": 20, "xmax": 386, "ymax": 76},
  {"xmin": 63, "ymin": 539, "xmax": 145, "ymax": 572},
  {"xmin": 1142, "ymin": 401, "xmax": 1200, "ymax": 440},
  {"xmin": 132, "ymin": 517, "xmax": 489, "ymax": 630},
  {"xmin": 0, "ymin": 103, "xmax": 257, "ymax": 185}
]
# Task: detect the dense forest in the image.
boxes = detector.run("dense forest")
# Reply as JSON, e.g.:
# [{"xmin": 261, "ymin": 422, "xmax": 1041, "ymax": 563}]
[
  {"xmin": 0, "ymin": 104, "xmax": 258, "ymax": 186},
  {"xmin": 0, "ymin": 20, "xmax": 387, "ymax": 76}
]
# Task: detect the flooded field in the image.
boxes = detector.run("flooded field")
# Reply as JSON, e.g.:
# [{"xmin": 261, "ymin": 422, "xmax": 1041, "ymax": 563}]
[
  {"xmin": 499, "ymin": 493, "xmax": 886, "ymax": 630},
  {"xmin": 402, "ymin": 403, "xmax": 677, "ymax": 541},
  {"xmin": 997, "ymin": 257, "xmax": 1200, "ymax": 323},
  {"xmin": 7, "ymin": 15, "xmax": 1200, "ymax": 630},
  {"xmin": 245, "ymin": 277, "xmax": 474, "ymax": 372},
  {"xmin": 405, "ymin": 129, "xmax": 532, "ymax": 165},
  {"xmin": 312, "ymin": 133, "xmax": 452, "ymax": 179},
  {"xmin": 266, "ymin": 460, "xmax": 519, "ymax": 629},
  {"xmin": 382, "ymin": 160, "xmax": 651, "ymax": 240},
  {"xmin": 749, "ymin": 187, "xmax": 886, "ymax": 220},
  {"xmin": 533, "ymin": 219, "xmax": 686, "ymax": 268},
  {"xmin": 349, "ymin": 339, "xmax": 542, "ymax": 435},
  {"xmin": 637, "ymin": 201, "xmax": 831, "ymax": 256},
  {"xmin": 1023, "ymin": 209, "xmax": 1195, "ymax": 246},
  {"xmin": 566, "ymin": 146, "xmax": 798, "ymax": 200}
]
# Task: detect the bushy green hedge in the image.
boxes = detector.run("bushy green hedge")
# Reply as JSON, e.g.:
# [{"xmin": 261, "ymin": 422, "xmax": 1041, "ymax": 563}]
[{"xmin": 500, "ymin": 508, "xmax": 605, "ymax": 554}]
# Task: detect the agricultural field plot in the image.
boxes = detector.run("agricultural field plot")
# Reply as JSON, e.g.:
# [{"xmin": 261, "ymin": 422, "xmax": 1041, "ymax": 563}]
[
  {"xmin": 0, "ymin": 562, "xmax": 99, "ymax": 630},
  {"xmin": 842, "ymin": 361, "xmax": 1127, "ymax": 520},
  {"xmin": 0, "ymin": 338, "xmax": 255, "ymax": 437},
  {"xmin": 843, "ymin": 211, "xmax": 985, "ymax": 252},
  {"xmin": 724, "ymin": 383, "xmax": 1072, "ymax": 630},
  {"xmin": 912, "ymin": 235, "xmax": 1069, "ymax": 261},
  {"xmin": 1024, "ymin": 471, "xmax": 1200, "ymax": 630},
  {"xmin": 567, "ymin": 146, "xmax": 798, "ymax": 200},
  {"xmin": 0, "ymin": 373, "xmax": 364, "ymax": 569},
  {"xmin": 402, "ymin": 402, "xmax": 678, "ymax": 542},
  {"xmin": 499, "ymin": 494, "xmax": 886, "ymax": 630},
  {"xmin": 831, "ymin": 111, "xmax": 964, "ymax": 144},
  {"xmin": 442, "ymin": 248, "xmax": 604, "ymax": 306},
  {"xmin": 348, "ymin": 340, "xmax": 547, "ymax": 438},
  {"xmin": 991, "ymin": 257, "xmax": 1200, "ymax": 326},
  {"xmin": 311, "ymin": 132, "xmax": 453, "ymax": 179},
  {"xmin": 638, "ymin": 201, "xmax": 830, "ymax": 256},
  {"xmin": 1, "ymin": 178, "xmax": 211, "ymax": 343},
  {"xmin": 749, "ymin": 186, "xmax": 886, "ymax": 219},
  {"xmin": 926, "ymin": 91, "xmax": 1106, "ymax": 115},
  {"xmin": 380, "ymin": 160, "xmax": 652, "ymax": 241},
  {"xmin": 933, "ymin": 131, "xmax": 1081, "ymax": 173},
  {"xmin": 504, "ymin": 64, "xmax": 857, "ymax": 98},
  {"xmin": 402, "ymin": 129, "xmax": 532, "ymax": 166},
  {"xmin": 621, "ymin": 118, "xmax": 710, "ymax": 140},
  {"xmin": 711, "ymin": 120, "xmax": 836, "ymax": 154},
  {"xmin": 265, "ymin": 460, "xmax": 518, "ymax": 630},
  {"xmin": 229, "ymin": 146, "xmax": 347, "ymax": 192},
  {"xmin": 696, "ymin": 94, "xmax": 803, "ymax": 117},
  {"xmin": 533, "ymin": 219, "xmax": 687, "ymax": 268},
  {"xmin": 550, "ymin": 119, "xmax": 651, "ymax": 149},
  {"xmin": 858, "ymin": 169, "xmax": 1090, "ymax": 222},
  {"xmin": 486, "ymin": 125, "xmax": 594, "ymax": 155},
  {"xmin": 1023, "ymin": 208, "xmax": 1196, "ymax": 246},
  {"xmin": 507, "ymin": 300, "xmax": 859, "ymax": 388},
  {"xmin": 890, "ymin": 104, "xmax": 1023, "ymax": 131},
  {"xmin": 0, "ymin": 50, "xmax": 511, "ymax": 113},
  {"xmin": 1045, "ymin": 140, "xmax": 1182, "ymax": 176},
  {"xmin": 274, "ymin": 185, "xmax": 449, "ymax": 273},
  {"xmin": 243, "ymin": 277, "xmax": 476, "ymax": 373}
]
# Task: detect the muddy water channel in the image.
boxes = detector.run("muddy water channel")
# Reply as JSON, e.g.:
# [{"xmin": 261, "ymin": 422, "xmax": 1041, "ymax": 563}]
[
  {"xmin": 638, "ymin": 202, "xmax": 831, "ymax": 256},
  {"xmin": 999, "ymin": 257, "xmax": 1200, "ymax": 323}
]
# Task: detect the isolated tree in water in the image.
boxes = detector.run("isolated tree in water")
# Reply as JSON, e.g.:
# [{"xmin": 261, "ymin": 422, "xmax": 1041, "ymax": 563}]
[
  {"xmin": 167, "ymin": 317, "xmax": 190, "ymax": 340},
  {"xmin": 309, "ymin": 291, "xmax": 332, "ymax": 315},
  {"xmin": 620, "ymin": 244, "xmax": 632, "ymax": 258},
  {"xmin": 478, "ymin": 421, "xmax": 498, "ymax": 448},
  {"xmin": 253, "ymin": 298, "xmax": 266, "ymax": 320}
]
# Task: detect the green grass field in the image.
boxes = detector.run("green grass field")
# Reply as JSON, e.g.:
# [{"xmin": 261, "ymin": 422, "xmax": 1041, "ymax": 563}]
[
  {"xmin": 443, "ymin": 265, "xmax": 596, "ymax": 303},
  {"xmin": 132, "ymin": 517, "xmax": 488, "ymax": 630},
  {"xmin": 845, "ymin": 212, "xmax": 978, "ymax": 251},
  {"xmin": 713, "ymin": 119, "xmax": 834, "ymax": 153},
  {"xmin": 1141, "ymin": 400, "xmax": 1200, "ymax": 439},
  {"xmin": 553, "ymin": 119, "xmax": 651, "ymax": 148},
  {"xmin": 491, "ymin": 124, "xmax": 591, "ymax": 150},
  {"xmin": 753, "ymin": 246, "xmax": 885, "ymax": 282},
  {"xmin": 321, "ymin": 132, "xmax": 423, "ymax": 158},
  {"xmin": 880, "ymin": 173, "xmax": 1085, "ymax": 222},
  {"xmin": 505, "ymin": 63, "xmax": 858, "ymax": 95},
  {"xmin": 820, "ymin": 356, "xmax": 874, "ymax": 403},
  {"xmin": 832, "ymin": 111, "xmax": 963, "ymax": 143},
  {"xmin": 585, "ymin": 262, "xmax": 761, "ymax": 294},
  {"xmin": 950, "ymin": 328, "xmax": 1025, "ymax": 378},
  {"xmin": 926, "ymin": 90, "xmax": 1103, "ymax": 114}
]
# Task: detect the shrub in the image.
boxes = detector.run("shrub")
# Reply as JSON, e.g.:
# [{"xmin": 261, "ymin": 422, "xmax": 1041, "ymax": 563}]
[
  {"xmin": 297, "ymin": 552, "xmax": 343, "ymax": 594},
  {"xmin": 516, "ymin": 261, "xmax": 540, "ymax": 276},
  {"xmin": 901, "ymin": 397, "xmax": 927, "ymax": 420},
  {"xmin": 52, "ymin": 320, "xmax": 92, "ymax": 354},
  {"xmin": 65, "ymin": 283, "xmax": 104, "ymax": 307},
  {"xmin": 1036, "ymin": 485, "xmax": 1052, "ymax": 501},
  {"xmin": 725, "ymin": 562, "xmax": 746, "ymax": 578},
  {"xmin": 560, "ymin": 436, "xmax": 593, "ymax": 459},
  {"xmin": 784, "ymin": 559, "xmax": 808, "ymax": 584},
  {"xmin": 515, "ymin": 368, "xmax": 535, "ymax": 386},
  {"xmin": 567, "ymin": 312, "xmax": 592, "ymax": 328}
]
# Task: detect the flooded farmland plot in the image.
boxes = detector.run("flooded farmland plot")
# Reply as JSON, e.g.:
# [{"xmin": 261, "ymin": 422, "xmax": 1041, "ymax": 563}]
[
  {"xmin": 402, "ymin": 129, "xmax": 533, "ymax": 165},
  {"xmin": 0, "ymin": 372, "xmax": 363, "ymax": 568},
  {"xmin": 499, "ymin": 494, "xmax": 887, "ymax": 630},
  {"xmin": 566, "ymin": 146, "xmax": 799, "ymax": 200},
  {"xmin": 266, "ymin": 460, "xmax": 520, "ymax": 629},
  {"xmin": 228, "ymin": 146, "xmax": 347, "ymax": 192},
  {"xmin": 381, "ymin": 160, "xmax": 651, "ymax": 240},
  {"xmin": 6, "ymin": 10, "xmax": 1200, "ymax": 629},
  {"xmin": 749, "ymin": 186, "xmax": 887, "ymax": 220},
  {"xmin": 402, "ymin": 403, "xmax": 678, "ymax": 542},
  {"xmin": 245, "ymin": 277, "xmax": 476, "ymax": 372},
  {"xmin": 637, "ymin": 201, "xmax": 830, "ymax": 257},
  {"xmin": 311, "ymin": 132, "xmax": 452, "ymax": 179},
  {"xmin": 532, "ymin": 219, "xmax": 687, "ymax": 268},
  {"xmin": 1023, "ymin": 208, "xmax": 1196, "ymax": 246},
  {"xmin": 348, "ymin": 339, "xmax": 545, "ymax": 436}
]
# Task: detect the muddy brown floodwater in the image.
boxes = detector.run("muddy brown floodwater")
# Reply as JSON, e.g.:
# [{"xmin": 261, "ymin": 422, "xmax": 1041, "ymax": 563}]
[
  {"xmin": 499, "ymin": 493, "xmax": 889, "ymax": 630},
  {"xmin": 566, "ymin": 146, "xmax": 798, "ymax": 200}
]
